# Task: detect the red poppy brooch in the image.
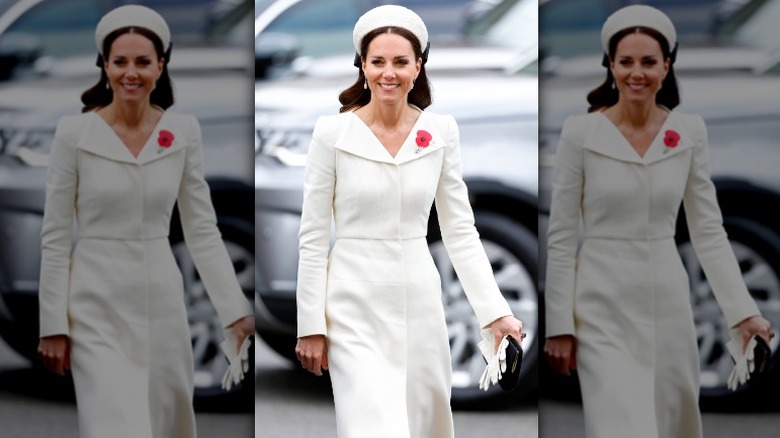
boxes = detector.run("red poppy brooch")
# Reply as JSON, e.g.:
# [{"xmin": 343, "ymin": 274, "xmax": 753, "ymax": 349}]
[
  {"xmin": 662, "ymin": 129, "xmax": 680, "ymax": 154},
  {"xmin": 157, "ymin": 129, "xmax": 175, "ymax": 154},
  {"xmin": 415, "ymin": 130, "xmax": 433, "ymax": 154}
]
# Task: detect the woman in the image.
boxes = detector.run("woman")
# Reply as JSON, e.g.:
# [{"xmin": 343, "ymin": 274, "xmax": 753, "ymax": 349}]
[
  {"xmin": 35, "ymin": 5, "xmax": 253, "ymax": 438},
  {"xmin": 543, "ymin": 5, "xmax": 772, "ymax": 438},
  {"xmin": 293, "ymin": 5, "xmax": 524, "ymax": 438}
]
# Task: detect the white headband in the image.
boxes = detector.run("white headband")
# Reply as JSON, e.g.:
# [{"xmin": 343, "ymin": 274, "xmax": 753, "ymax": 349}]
[
  {"xmin": 601, "ymin": 5, "xmax": 676, "ymax": 57},
  {"xmin": 352, "ymin": 5, "xmax": 428, "ymax": 57},
  {"xmin": 95, "ymin": 5, "xmax": 171, "ymax": 56}
]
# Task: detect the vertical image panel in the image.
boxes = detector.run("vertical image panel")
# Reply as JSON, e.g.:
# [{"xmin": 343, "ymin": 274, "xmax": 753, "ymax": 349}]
[
  {"xmin": 0, "ymin": 0, "xmax": 255, "ymax": 436},
  {"xmin": 255, "ymin": 0, "xmax": 539, "ymax": 436},
  {"xmin": 539, "ymin": 0, "xmax": 780, "ymax": 436}
]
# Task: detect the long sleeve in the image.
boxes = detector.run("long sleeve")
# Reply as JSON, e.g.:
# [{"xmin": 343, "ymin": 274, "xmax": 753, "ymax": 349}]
[
  {"xmin": 544, "ymin": 116, "xmax": 585, "ymax": 338},
  {"xmin": 434, "ymin": 115, "xmax": 512, "ymax": 329},
  {"xmin": 39, "ymin": 118, "xmax": 79, "ymax": 338},
  {"xmin": 296, "ymin": 117, "xmax": 336, "ymax": 337},
  {"xmin": 682, "ymin": 115, "xmax": 760, "ymax": 328},
  {"xmin": 177, "ymin": 115, "xmax": 252, "ymax": 328}
]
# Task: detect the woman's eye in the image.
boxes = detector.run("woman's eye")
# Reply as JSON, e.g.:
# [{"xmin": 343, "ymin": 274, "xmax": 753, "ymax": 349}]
[{"xmin": 397, "ymin": 60, "xmax": 408, "ymax": 66}]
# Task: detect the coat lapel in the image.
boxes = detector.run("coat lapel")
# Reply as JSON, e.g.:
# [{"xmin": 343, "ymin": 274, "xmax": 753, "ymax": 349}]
[
  {"xmin": 643, "ymin": 114, "xmax": 693, "ymax": 165},
  {"xmin": 583, "ymin": 112, "xmax": 692, "ymax": 166},
  {"xmin": 333, "ymin": 112, "xmax": 446, "ymax": 165},
  {"xmin": 136, "ymin": 114, "xmax": 187, "ymax": 165},
  {"xmin": 395, "ymin": 116, "xmax": 447, "ymax": 165},
  {"xmin": 75, "ymin": 112, "xmax": 185, "ymax": 165},
  {"xmin": 582, "ymin": 113, "xmax": 643, "ymax": 164}
]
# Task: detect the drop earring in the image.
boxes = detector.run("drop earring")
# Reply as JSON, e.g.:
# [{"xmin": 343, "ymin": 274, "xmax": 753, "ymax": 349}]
[
  {"xmin": 106, "ymin": 81, "xmax": 110, "ymax": 90},
  {"xmin": 363, "ymin": 79, "xmax": 367, "ymax": 90},
  {"xmin": 611, "ymin": 80, "xmax": 615, "ymax": 90}
]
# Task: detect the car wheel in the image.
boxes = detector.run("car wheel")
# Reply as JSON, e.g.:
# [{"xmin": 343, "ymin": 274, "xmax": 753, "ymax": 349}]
[
  {"xmin": 170, "ymin": 215, "xmax": 255, "ymax": 410},
  {"xmin": 429, "ymin": 211, "xmax": 539, "ymax": 407},
  {"xmin": 678, "ymin": 217, "xmax": 780, "ymax": 410}
]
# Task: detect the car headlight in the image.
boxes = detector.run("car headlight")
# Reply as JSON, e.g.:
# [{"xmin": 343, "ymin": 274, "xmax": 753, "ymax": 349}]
[
  {"xmin": 0, "ymin": 127, "xmax": 54, "ymax": 167},
  {"xmin": 255, "ymin": 126, "xmax": 311, "ymax": 167}
]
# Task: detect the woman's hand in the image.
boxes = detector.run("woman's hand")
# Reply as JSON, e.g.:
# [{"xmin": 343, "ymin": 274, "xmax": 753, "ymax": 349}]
[
  {"xmin": 227, "ymin": 315, "xmax": 255, "ymax": 355},
  {"xmin": 544, "ymin": 335, "xmax": 577, "ymax": 376},
  {"xmin": 487, "ymin": 315, "xmax": 524, "ymax": 354},
  {"xmin": 735, "ymin": 315, "xmax": 773, "ymax": 352},
  {"xmin": 38, "ymin": 335, "xmax": 71, "ymax": 376},
  {"xmin": 295, "ymin": 334, "xmax": 328, "ymax": 376}
]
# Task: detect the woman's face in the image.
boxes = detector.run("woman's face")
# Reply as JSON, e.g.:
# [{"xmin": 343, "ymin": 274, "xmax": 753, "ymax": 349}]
[
  {"xmin": 610, "ymin": 32, "xmax": 669, "ymax": 106},
  {"xmin": 362, "ymin": 32, "xmax": 421, "ymax": 106},
  {"xmin": 104, "ymin": 32, "xmax": 163, "ymax": 106}
]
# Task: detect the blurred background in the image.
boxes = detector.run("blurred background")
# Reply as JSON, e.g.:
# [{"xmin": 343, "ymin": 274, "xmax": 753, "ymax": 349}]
[
  {"xmin": 538, "ymin": 0, "xmax": 780, "ymax": 436},
  {"xmin": 0, "ymin": 0, "xmax": 255, "ymax": 436},
  {"xmin": 254, "ymin": 0, "xmax": 539, "ymax": 436}
]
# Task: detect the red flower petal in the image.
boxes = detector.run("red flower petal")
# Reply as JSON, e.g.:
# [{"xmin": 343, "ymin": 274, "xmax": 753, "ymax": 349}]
[
  {"xmin": 158, "ymin": 130, "xmax": 174, "ymax": 148},
  {"xmin": 663, "ymin": 129, "xmax": 680, "ymax": 148},
  {"xmin": 415, "ymin": 130, "xmax": 431, "ymax": 148}
]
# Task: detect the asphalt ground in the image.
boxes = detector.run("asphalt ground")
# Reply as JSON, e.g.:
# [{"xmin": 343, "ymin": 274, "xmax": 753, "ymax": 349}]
[{"xmin": 0, "ymin": 337, "xmax": 252, "ymax": 437}]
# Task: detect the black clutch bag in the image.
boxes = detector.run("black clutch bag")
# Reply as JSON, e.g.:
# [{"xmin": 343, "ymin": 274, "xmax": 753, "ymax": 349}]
[
  {"xmin": 750, "ymin": 335, "xmax": 771, "ymax": 379},
  {"xmin": 499, "ymin": 335, "xmax": 523, "ymax": 392}
]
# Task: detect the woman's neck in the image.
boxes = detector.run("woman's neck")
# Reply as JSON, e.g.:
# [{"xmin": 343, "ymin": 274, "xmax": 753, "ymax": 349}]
[
  {"xmin": 361, "ymin": 100, "xmax": 415, "ymax": 129},
  {"xmin": 101, "ymin": 101, "xmax": 157, "ymax": 128},
  {"xmin": 610, "ymin": 99, "xmax": 665, "ymax": 128}
]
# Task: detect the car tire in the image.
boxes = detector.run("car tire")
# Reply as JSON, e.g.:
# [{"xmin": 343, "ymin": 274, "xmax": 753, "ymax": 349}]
[
  {"xmin": 429, "ymin": 211, "xmax": 539, "ymax": 408},
  {"xmin": 170, "ymin": 215, "xmax": 255, "ymax": 411},
  {"xmin": 678, "ymin": 216, "xmax": 780, "ymax": 411}
]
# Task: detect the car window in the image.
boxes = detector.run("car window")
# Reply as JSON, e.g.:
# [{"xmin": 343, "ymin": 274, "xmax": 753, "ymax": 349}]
[
  {"xmin": 467, "ymin": 0, "xmax": 537, "ymax": 52},
  {"xmin": 4, "ymin": 0, "xmax": 104, "ymax": 58},
  {"xmin": 717, "ymin": 0, "xmax": 780, "ymax": 50},
  {"xmin": 539, "ymin": 0, "xmax": 616, "ymax": 59},
  {"xmin": 209, "ymin": 0, "xmax": 254, "ymax": 45},
  {"xmin": 256, "ymin": 0, "xmax": 273, "ymax": 17},
  {"xmin": 263, "ymin": 0, "xmax": 362, "ymax": 58}
]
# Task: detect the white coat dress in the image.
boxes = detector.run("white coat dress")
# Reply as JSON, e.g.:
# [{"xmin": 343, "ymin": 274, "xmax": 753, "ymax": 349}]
[
  {"xmin": 296, "ymin": 110, "xmax": 513, "ymax": 438},
  {"xmin": 39, "ymin": 111, "xmax": 253, "ymax": 438},
  {"xmin": 545, "ymin": 111, "xmax": 761, "ymax": 438}
]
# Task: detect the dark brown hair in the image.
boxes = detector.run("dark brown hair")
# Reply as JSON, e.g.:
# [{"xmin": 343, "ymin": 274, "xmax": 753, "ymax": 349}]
[
  {"xmin": 587, "ymin": 26, "xmax": 679, "ymax": 112},
  {"xmin": 339, "ymin": 26, "xmax": 432, "ymax": 113},
  {"xmin": 81, "ymin": 26, "xmax": 173, "ymax": 112}
]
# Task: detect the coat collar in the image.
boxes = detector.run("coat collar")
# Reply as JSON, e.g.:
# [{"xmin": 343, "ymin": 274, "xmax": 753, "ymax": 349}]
[
  {"xmin": 583, "ymin": 111, "xmax": 693, "ymax": 165},
  {"xmin": 75, "ymin": 111, "xmax": 186, "ymax": 165},
  {"xmin": 333, "ymin": 111, "xmax": 447, "ymax": 165}
]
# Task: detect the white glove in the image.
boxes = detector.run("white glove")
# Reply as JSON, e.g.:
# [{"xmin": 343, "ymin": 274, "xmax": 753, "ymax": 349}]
[
  {"xmin": 477, "ymin": 329, "xmax": 509, "ymax": 391},
  {"xmin": 726, "ymin": 329, "xmax": 757, "ymax": 391},
  {"xmin": 220, "ymin": 328, "xmax": 252, "ymax": 391}
]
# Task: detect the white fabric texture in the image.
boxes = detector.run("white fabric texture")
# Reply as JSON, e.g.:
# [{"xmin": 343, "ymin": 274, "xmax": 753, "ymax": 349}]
[
  {"xmin": 600, "ymin": 5, "xmax": 676, "ymax": 54},
  {"xmin": 220, "ymin": 328, "xmax": 252, "ymax": 391},
  {"xmin": 296, "ymin": 111, "xmax": 512, "ymax": 438},
  {"xmin": 726, "ymin": 330, "xmax": 757, "ymax": 391},
  {"xmin": 545, "ymin": 111, "xmax": 761, "ymax": 438},
  {"xmin": 95, "ymin": 5, "xmax": 171, "ymax": 54},
  {"xmin": 477, "ymin": 329, "xmax": 508, "ymax": 391},
  {"xmin": 39, "ymin": 111, "xmax": 252, "ymax": 438},
  {"xmin": 352, "ymin": 5, "xmax": 428, "ymax": 55}
]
